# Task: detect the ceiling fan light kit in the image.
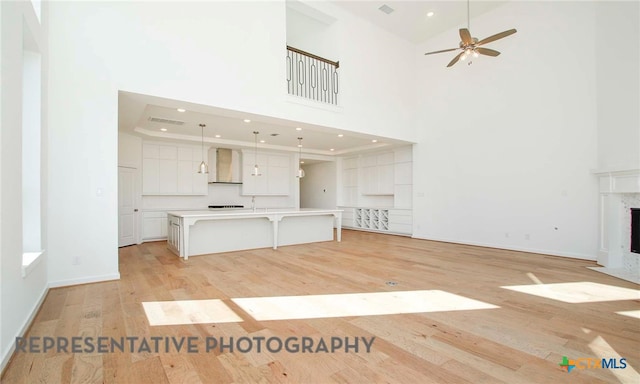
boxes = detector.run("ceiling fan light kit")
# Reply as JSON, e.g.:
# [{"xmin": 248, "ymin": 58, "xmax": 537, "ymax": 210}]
[{"xmin": 424, "ymin": 0, "xmax": 517, "ymax": 67}]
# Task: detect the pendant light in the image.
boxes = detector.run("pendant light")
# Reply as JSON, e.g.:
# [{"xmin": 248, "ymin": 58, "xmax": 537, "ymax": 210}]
[
  {"xmin": 197, "ymin": 123, "xmax": 208, "ymax": 174},
  {"xmin": 296, "ymin": 137, "xmax": 305, "ymax": 178},
  {"xmin": 251, "ymin": 131, "xmax": 261, "ymax": 176}
]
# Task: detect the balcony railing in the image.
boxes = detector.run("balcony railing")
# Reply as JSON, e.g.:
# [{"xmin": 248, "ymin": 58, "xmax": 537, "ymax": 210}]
[{"xmin": 286, "ymin": 45, "xmax": 339, "ymax": 105}]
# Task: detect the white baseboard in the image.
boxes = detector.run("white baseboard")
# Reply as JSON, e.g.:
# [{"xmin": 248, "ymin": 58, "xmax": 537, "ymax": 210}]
[
  {"xmin": 1, "ymin": 284, "xmax": 49, "ymax": 374},
  {"xmin": 48, "ymin": 273, "xmax": 120, "ymax": 288},
  {"xmin": 1, "ymin": 272, "xmax": 121, "ymax": 374},
  {"xmin": 411, "ymin": 235, "xmax": 597, "ymax": 261}
]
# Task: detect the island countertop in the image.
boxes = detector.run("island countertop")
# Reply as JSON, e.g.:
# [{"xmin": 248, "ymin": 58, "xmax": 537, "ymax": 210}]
[
  {"xmin": 166, "ymin": 208, "xmax": 343, "ymax": 259},
  {"xmin": 167, "ymin": 208, "xmax": 343, "ymax": 218}
]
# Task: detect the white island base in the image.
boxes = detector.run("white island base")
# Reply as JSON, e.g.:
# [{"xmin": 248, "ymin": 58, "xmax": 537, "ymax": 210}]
[{"xmin": 167, "ymin": 209, "xmax": 342, "ymax": 260}]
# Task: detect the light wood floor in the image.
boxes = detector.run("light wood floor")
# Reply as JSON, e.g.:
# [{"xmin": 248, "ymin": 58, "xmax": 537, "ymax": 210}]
[{"xmin": 2, "ymin": 230, "xmax": 639, "ymax": 383}]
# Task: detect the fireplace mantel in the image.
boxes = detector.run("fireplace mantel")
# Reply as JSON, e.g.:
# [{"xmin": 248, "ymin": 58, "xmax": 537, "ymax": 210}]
[
  {"xmin": 592, "ymin": 167, "xmax": 640, "ymax": 194},
  {"xmin": 591, "ymin": 168, "xmax": 640, "ymax": 284}
]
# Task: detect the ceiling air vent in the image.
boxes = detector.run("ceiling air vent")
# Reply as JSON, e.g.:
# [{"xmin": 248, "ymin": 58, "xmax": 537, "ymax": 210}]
[
  {"xmin": 148, "ymin": 117, "xmax": 185, "ymax": 125},
  {"xmin": 378, "ymin": 4, "xmax": 394, "ymax": 14}
]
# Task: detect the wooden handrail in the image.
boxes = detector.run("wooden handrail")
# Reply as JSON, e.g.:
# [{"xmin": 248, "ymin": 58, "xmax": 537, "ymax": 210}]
[{"xmin": 286, "ymin": 45, "xmax": 339, "ymax": 69}]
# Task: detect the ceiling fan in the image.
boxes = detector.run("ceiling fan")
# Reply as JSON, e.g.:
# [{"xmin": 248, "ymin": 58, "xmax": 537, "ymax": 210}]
[{"xmin": 424, "ymin": 0, "xmax": 517, "ymax": 67}]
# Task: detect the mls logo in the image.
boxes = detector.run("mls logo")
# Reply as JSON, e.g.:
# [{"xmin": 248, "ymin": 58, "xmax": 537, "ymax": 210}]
[{"xmin": 559, "ymin": 356, "xmax": 576, "ymax": 372}]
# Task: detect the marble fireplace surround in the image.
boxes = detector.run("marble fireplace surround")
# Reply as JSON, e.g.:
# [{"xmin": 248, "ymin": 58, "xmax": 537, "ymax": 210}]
[{"xmin": 592, "ymin": 168, "xmax": 640, "ymax": 284}]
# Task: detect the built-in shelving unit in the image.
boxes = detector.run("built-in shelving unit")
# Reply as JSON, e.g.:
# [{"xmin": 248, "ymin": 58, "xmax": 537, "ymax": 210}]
[
  {"xmin": 355, "ymin": 208, "xmax": 389, "ymax": 231},
  {"xmin": 337, "ymin": 145, "xmax": 413, "ymax": 236},
  {"xmin": 343, "ymin": 207, "xmax": 411, "ymax": 236}
]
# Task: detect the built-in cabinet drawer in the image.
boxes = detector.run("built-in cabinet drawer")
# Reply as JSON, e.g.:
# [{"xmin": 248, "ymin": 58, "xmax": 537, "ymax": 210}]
[{"xmin": 388, "ymin": 209, "xmax": 412, "ymax": 234}]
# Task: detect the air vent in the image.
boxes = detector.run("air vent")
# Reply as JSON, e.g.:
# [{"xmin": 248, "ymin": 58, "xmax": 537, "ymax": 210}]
[
  {"xmin": 148, "ymin": 117, "xmax": 185, "ymax": 125},
  {"xmin": 378, "ymin": 4, "xmax": 394, "ymax": 14}
]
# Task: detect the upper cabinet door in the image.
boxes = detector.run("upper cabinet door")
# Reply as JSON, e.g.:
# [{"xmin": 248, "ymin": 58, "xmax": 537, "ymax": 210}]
[
  {"xmin": 360, "ymin": 152, "xmax": 394, "ymax": 196},
  {"xmin": 241, "ymin": 151, "xmax": 291, "ymax": 196},
  {"xmin": 142, "ymin": 144, "xmax": 208, "ymax": 195}
]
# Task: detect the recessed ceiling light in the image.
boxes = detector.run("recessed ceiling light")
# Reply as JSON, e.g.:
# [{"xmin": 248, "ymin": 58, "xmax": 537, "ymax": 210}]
[
  {"xmin": 330, "ymin": 148, "xmax": 335, "ymax": 151},
  {"xmin": 297, "ymin": 144, "xmax": 303, "ymax": 148},
  {"xmin": 244, "ymin": 119, "xmax": 251, "ymax": 123},
  {"xmin": 300, "ymin": 161, "xmax": 305, "ymax": 164},
  {"xmin": 338, "ymin": 134, "xmax": 344, "ymax": 137},
  {"xmin": 214, "ymin": 134, "xmax": 221, "ymax": 138},
  {"xmin": 427, "ymin": 11, "xmax": 435, "ymax": 17},
  {"xmin": 295, "ymin": 127, "xmax": 302, "ymax": 131},
  {"xmin": 372, "ymin": 139, "xmax": 378, "ymax": 143},
  {"xmin": 259, "ymin": 140, "xmax": 265, "ymax": 143},
  {"xmin": 160, "ymin": 128, "xmax": 167, "ymax": 132},
  {"xmin": 177, "ymin": 108, "xmax": 186, "ymax": 113}
]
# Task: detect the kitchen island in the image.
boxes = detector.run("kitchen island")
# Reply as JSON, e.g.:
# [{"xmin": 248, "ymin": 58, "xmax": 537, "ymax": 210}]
[{"xmin": 167, "ymin": 209, "xmax": 342, "ymax": 260}]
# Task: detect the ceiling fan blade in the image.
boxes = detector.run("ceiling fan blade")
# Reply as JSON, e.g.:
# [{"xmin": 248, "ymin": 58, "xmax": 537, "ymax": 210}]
[
  {"xmin": 476, "ymin": 47, "xmax": 501, "ymax": 57},
  {"xmin": 424, "ymin": 48, "xmax": 459, "ymax": 56},
  {"xmin": 459, "ymin": 28, "xmax": 473, "ymax": 45},
  {"xmin": 447, "ymin": 52, "xmax": 465, "ymax": 67},
  {"xmin": 477, "ymin": 29, "xmax": 517, "ymax": 46}
]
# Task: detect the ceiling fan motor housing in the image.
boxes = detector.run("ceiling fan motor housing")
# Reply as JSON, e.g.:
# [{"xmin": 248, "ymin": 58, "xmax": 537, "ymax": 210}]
[{"xmin": 459, "ymin": 37, "xmax": 479, "ymax": 48}]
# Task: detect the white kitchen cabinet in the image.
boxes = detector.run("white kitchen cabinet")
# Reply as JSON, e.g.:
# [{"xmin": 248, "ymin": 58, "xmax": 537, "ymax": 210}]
[
  {"xmin": 339, "ymin": 207, "xmax": 355, "ymax": 228},
  {"xmin": 142, "ymin": 143, "xmax": 207, "ymax": 195},
  {"xmin": 340, "ymin": 157, "xmax": 359, "ymax": 206},
  {"xmin": 242, "ymin": 151, "xmax": 291, "ymax": 196},
  {"xmin": 158, "ymin": 159, "xmax": 178, "ymax": 193},
  {"xmin": 361, "ymin": 152, "xmax": 394, "ymax": 195},
  {"xmin": 267, "ymin": 164, "xmax": 290, "ymax": 195},
  {"xmin": 142, "ymin": 211, "xmax": 168, "ymax": 240},
  {"xmin": 142, "ymin": 158, "xmax": 159, "ymax": 195},
  {"xmin": 388, "ymin": 209, "xmax": 412, "ymax": 235},
  {"xmin": 177, "ymin": 160, "xmax": 193, "ymax": 194}
]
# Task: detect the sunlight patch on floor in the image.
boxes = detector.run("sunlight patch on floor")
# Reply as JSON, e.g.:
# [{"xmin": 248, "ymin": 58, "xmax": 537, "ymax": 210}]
[
  {"xmin": 142, "ymin": 299, "xmax": 243, "ymax": 326},
  {"xmin": 501, "ymin": 282, "xmax": 640, "ymax": 303},
  {"xmin": 526, "ymin": 272, "xmax": 543, "ymax": 284},
  {"xmin": 616, "ymin": 310, "xmax": 640, "ymax": 319},
  {"xmin": 589, "ymin": 335, "xmax": 640, "ymax": 383},
  {"xmin": 231, "ymin": 290, "xmax": 499, "ymax": 321}
]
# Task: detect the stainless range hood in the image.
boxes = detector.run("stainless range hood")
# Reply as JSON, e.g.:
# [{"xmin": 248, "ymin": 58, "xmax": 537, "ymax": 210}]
[{"xmin": 208, "ymin": 148, "xmax": 242, "ymax": 184}]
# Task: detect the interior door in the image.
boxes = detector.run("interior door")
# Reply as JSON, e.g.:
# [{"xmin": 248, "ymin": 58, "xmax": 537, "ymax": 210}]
[{"xmin": 118, "ymin": 166, "xmax": 137, "ymax": 247}]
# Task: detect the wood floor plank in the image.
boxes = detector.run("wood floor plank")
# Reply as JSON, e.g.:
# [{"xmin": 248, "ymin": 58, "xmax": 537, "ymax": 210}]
[{"xmin": 2, "ymin": 230, "xmax": 639, "ymax": 383}]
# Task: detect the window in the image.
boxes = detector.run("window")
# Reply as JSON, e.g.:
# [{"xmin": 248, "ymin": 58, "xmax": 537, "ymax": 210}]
[{"xmin": 21, "ymin": 18, "xmax": 43, "ymax": 277}]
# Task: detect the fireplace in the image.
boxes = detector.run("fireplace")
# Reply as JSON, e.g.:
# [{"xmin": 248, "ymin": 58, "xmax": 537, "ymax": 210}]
[
  {"xmin": 632, "ymin": 208, "xmax": 640, "ymax": 254},
  {"xmin": 592, "ymin": 168, "xmax": 640, "ymax": 284}
]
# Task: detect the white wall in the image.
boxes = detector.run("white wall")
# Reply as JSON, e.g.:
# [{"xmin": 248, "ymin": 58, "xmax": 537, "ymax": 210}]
[
  {"xmin": 413, "ymin": 1, "xmax": 601, "ymax": 260},
  {"xmin": 286, "ymin": 5, "xmax": 337, "ymax": 61},
  {"xmin": 48, "ymin": 1, "xmax": 286, "ymax": 285},
  {"xmin": 300, "ymin": 161, "xmax": 337, "ymax": 209},
  {"xmin": 1, "ymin": 0, "xmax": 49, "ymax": 369},
  {"xmin": 283, "ymin": 0, "xmax": 417, "ymax": 141},
  {"xmin": 48, "ymin": 0, "xmax": 419, "ymax": 285},
  {"xmin": 595, "ymin": 1, "xmax": 640, "ymax": 171}
]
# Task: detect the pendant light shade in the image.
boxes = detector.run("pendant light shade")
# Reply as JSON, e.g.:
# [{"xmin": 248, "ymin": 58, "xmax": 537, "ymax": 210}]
[
  {"xmin": 197, "ymin": 123, "xmax": 209, "ymax": 174},
  {"xmin": 296, "ymin": 137, "xmax": 305, "ymax": 178},
  {"xmin": 251, "ymin": 131, "xmax": 261, "ymax": 176}
]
